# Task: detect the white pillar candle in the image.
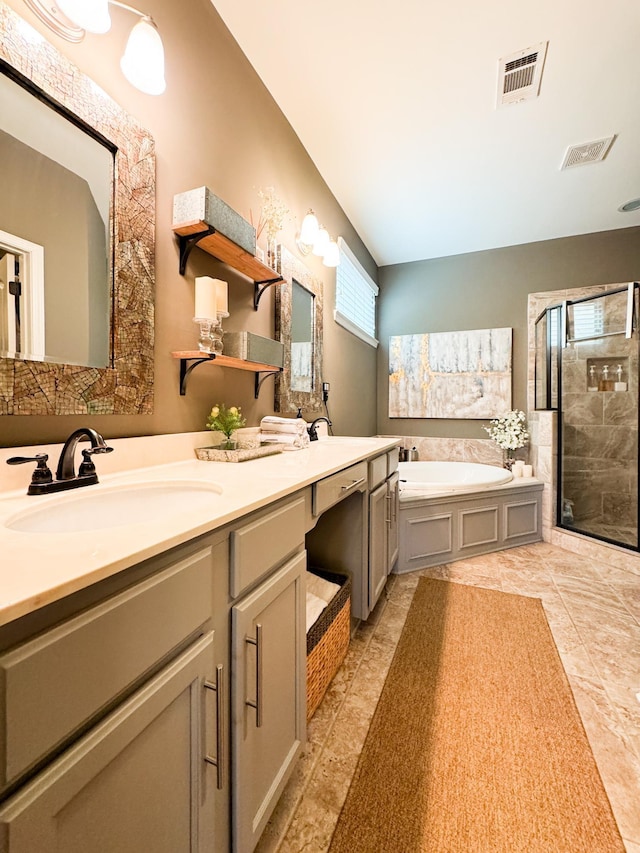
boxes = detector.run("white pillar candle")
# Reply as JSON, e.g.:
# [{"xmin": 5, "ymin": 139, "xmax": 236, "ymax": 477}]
[
  {"xmin": 522, "ymin": 464, "xmax": 533, "ymax": 478},
  {"xmin": 215, "ymin": 279, "xmax": 229, "ymax": 315},
  {"xmin": 512, "ymin": 461, "xmax": 524, "ymax": 477},
  {"xmin": 194, "ymin": 276, "xmax": 217, "ymax": 319}
]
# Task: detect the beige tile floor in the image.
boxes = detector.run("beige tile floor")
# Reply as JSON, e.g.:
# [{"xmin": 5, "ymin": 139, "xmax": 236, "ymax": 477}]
[{"xmin": 256, "ymin": 541, "xmax": 640, "ymax": 853}]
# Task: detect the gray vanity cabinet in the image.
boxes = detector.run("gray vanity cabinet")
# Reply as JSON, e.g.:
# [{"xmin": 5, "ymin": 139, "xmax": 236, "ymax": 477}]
[
  {"xmin": 229, "ymin": 497, "xmax": 307, "ymax": 853},
  {"xmin": 368, "ymin": 480, "xmax": 389, "ymax": 610},
  {"xmin": 368, "ymin": 452, "xmax": 400, "ymax": 610},
  {"xmin": 387, "ymin": 470, "xmax": 400, "ymax": 572},
  {"xmin": 0, "ymin": 634, "xmax": 216, "ymax": 852},
  {"xmin": 0, "ymin": 539, "xmax": 230, "ymax": 853}
]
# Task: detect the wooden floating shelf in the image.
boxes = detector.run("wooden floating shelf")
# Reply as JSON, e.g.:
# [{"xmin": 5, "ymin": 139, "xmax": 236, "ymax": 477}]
[
  {"xmin": 173, "ymin": 220, "xmax": 282, "ymax": 283},
  {"xmin": 171, "ymin": 351, "xmax": 282, "ymax": 398}
]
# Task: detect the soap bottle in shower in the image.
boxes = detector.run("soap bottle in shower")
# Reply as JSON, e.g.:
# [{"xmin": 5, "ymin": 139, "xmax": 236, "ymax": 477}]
[
  {"xmin": 587, "ymin": 365, "xmax": 598, "ymax": 391},
  {"xmin": 615, "ymin": 364, "xmax": 627, "ymax": 392},
  {"xmin": 599, "ymin": 365, "xmax": 614, "ymax": 392}
]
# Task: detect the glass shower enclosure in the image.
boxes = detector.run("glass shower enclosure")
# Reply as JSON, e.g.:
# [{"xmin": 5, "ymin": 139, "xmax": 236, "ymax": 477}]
[{"xmin": 535, "ymin": 283, "xmax": 639, "ymax": 551}]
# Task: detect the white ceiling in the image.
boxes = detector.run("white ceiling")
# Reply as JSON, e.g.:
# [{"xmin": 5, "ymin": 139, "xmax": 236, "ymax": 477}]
[{"xmin": 211, "ymin": 0, "xmax": 640, "ymax": 268}]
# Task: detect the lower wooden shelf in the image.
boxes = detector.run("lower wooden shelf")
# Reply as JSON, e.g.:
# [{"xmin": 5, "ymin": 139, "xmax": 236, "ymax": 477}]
[{"xmin": 171, "ymin": 351, "xmax": 281, "ymax": 397}]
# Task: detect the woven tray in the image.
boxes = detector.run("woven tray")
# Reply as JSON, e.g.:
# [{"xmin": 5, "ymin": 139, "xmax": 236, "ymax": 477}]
[{"xmin": 306, "ymin": 568, "xmax": 351, "ymax": 721}]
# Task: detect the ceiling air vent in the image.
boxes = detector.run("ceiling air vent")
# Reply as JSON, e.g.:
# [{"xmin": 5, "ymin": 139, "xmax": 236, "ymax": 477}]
[
  {"xmin": 497, "ymin": 41, "xmax": 548, "ymax": 108},
  {"xmin": 560, "ymin": 136, "xmax": 616, "ymax": 170}
]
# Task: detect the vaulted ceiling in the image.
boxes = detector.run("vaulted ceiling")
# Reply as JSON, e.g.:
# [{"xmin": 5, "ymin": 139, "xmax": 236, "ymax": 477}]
[{"xmin": 212, "ymin": 0, "xmax": 640, "ymax": 268}]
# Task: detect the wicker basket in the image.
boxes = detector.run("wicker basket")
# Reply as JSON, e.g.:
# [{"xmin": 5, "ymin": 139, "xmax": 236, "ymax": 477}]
[{"xmin": 306, "ymin": 569, "xmax": 351, "ymax": 722}]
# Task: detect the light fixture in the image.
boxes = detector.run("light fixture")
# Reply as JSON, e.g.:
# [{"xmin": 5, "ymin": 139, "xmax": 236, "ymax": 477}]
[
  {"xmin": 296, "ymin": 210, "xmax": 320, "ymax": 254},
  {"xmin": 322, "ymin": 240, "xmax": 340, "ymax": 268},
  {"xmin": 619, "ymin": 197, "xmax": 640, "ymax": 213},
  {"xmin": 312, "ymin": 226, "xmax": 330, "ymax": 257},
  {"xmin": 21, "ymin": 0, "xmax": 166, "ymax": 95},
  {"xmin": 296, "ymin": 208, "xmax": 340, "ymax": 266},
  {"xmin": 120, "ymin": 16, "xmax": 166, "ymax": 95}
]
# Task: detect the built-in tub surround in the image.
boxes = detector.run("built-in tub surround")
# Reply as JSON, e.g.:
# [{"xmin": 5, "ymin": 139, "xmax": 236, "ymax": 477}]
[
  {"xmin": 0, "ymin": 432, "xmax": 399, "ymax": 626},
  {"xmin": 396, "ymin": 476, "xmax": 543, "ymax": 572}
]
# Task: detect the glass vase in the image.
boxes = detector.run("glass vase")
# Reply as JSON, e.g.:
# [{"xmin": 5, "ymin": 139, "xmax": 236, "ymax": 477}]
[
  {"xmin": 220, "ymin": 437, "xmax": 237, "ymax": 451},
  {"xmin": 502, "ymin": 449, "xmax": 516, "ymax": 471}
]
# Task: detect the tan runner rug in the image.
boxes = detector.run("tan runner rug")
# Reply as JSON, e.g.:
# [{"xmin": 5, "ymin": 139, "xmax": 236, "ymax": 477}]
[{"xmin": 329, "ymin": 578, "xmax": 624, "ymax": 853}]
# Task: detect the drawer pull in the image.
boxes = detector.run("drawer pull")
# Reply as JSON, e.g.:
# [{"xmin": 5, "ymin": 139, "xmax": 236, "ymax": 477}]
[
  {"xmin": 245, "ymin": 623, "xmax": 263, "ymax": 727},
  {"xmin": 341, "ymin": 476, "xmax": 366, "ymax": 492},
  {"xmin": 204, "ymin": 664, "xmax": 225, "ymax": 789}
]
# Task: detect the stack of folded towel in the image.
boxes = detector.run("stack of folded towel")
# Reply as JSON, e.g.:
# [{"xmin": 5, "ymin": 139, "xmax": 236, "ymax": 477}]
[
  {"xmin": 305, "ymin": 570, "xmax": 342, "ymax": 632},
  {"xmin": 258, "ymin": 416, "xmax": 310, "ymax": 451}
]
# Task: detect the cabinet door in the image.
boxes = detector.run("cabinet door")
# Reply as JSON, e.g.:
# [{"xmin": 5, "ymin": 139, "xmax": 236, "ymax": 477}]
[
  {"xmin": 0, "ymin": 633, "xmax": 218, "ymax": 853},
  {"xmin": 368, "ymin": 481, "xmax": 388, "ymax": 611},
  {"xmin": 231, "ymin": 550, "xmax": 306, "ymax": 853},
  {"xmin": 387, "ymin": 472, "xmax": 400, "ymax": 573}
]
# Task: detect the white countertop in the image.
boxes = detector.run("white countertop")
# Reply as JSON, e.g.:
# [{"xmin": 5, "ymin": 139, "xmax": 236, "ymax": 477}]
[{"xmin": 0, "ymin": 435, "xmax": 398, "ymax": 627}]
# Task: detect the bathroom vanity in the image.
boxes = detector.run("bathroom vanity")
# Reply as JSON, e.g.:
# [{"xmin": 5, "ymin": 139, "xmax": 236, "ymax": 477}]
[{"xmin": 0, "ymin": 435, "xmax": 399, "ymax": 852}]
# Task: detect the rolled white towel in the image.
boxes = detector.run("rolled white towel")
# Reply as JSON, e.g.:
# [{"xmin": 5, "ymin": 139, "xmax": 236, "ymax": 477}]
[
  {"xmin": 306, "ymin": 590, "xmax": 328, "ymax": 631},
  {"xmin": 260, "ymin": 416, "xmax": 308, "ymax": 435},
  {"xmin": 306, "ymin": 571, "xmax": 341, "ymax": 604},
  {"xmin": 258, "ymin": 431, "xmax": 310, "ymax": 450}
]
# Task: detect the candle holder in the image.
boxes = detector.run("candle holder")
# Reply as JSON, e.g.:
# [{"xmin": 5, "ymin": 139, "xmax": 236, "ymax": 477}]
[
  {"xmin": 194, "ymin": 317, "xmax": 214, "ymax": 353},
  {"xmin": 210, "ymin": 311, "xmax": 228, "ymax": 355}
]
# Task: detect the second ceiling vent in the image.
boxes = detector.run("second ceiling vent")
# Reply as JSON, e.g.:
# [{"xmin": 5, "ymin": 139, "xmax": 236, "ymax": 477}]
[{"xmin": 497, "ymin": 41, "xmax": 548, "ymax": 108}]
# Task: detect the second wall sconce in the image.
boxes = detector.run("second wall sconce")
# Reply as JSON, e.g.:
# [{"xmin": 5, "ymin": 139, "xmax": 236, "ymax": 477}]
[{"xmin": 296, "ymin": 210, "xmax": 340, "ymax": 267}]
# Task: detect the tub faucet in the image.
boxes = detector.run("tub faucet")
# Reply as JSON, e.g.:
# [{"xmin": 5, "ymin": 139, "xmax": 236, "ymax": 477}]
[
  {"xmin": 307, "ymin": 416, "xmax": 332, "ymax": 441},
  {"xmin": 7, "ymin": 428, "xmax": 113, "ymax": 495}
]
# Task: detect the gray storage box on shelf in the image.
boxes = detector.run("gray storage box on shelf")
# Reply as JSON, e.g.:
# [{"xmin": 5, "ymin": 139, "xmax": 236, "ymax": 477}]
[
  {"xmin": 306, "ymin": 568, "xmax": 351, "ymax": 721},
  {"xmin": 172, "ymin": 186, "xmax": 256, "ymax": 255},
  {"xmin": 222, "ymin": 331, "xmax": 284, "ymax": 368}
]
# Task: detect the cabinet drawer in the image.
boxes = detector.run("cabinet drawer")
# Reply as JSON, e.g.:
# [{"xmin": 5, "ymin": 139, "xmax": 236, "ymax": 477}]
[
  {"xmin": 368, "ymin": 454, "xmax": 387, "ymax": 490},
  {"xmin": 313, "ymin": 461, "xmax": 368, "ymax": 517},
  {"xmin": 230, "ymin": 497, "xmax": 306, "ymax": 598},
  {"xmin": 387, "ymin": 446, "xmax": 400, "ymax": 476},
  {"xmin": 0, "ymin": 547, "xmax": 213, "ymax": 790}
]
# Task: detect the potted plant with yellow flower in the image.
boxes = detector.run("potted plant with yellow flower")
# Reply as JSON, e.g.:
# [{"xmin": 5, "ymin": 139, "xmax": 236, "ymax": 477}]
[{"xmin": 206, "ymin": 403, "xmax": 246, "ymax": 450}]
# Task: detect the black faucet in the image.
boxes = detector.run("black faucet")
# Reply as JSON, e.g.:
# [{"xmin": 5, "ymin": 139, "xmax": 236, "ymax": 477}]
[
  {"xmin": 307, "ymin": 416, "xmax": 332, "ymax": 441},
  {"xmin": 7, "ymin": 427, "xmax": 113, "ymax": 495}
]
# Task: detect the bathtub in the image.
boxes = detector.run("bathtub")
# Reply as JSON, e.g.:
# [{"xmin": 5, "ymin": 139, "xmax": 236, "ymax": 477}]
[{"xmin": 399, "ymin": 460, "xmax": 512, "ymax": 492}]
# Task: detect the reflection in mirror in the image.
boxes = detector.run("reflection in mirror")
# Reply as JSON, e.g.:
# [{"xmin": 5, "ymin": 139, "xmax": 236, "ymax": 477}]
[
  {"xmin": 290, "ymin": 281, "xmax": 314, "ymax": 393},
  {"xmin": 275, "ymin": 244, "xmax": 324, "ymax": 413},
  {"xmin": 0, "ymin": 3, "xmax": 155, "ymax": 416},
  {"xmin": 0, "ymin": 69, "xmax": 113, "ymax": 368}
]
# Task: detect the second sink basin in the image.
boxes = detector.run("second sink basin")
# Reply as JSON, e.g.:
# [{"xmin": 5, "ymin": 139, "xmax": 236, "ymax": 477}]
[{"xmin": 6, "ymin": 480, "xmax": 224, "ymax": 533}]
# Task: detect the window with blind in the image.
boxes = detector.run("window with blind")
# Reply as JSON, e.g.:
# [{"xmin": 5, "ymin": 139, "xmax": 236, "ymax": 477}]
[{"xmin": 334, "ymin": 238, "xmax": 378, "ymax": 347}]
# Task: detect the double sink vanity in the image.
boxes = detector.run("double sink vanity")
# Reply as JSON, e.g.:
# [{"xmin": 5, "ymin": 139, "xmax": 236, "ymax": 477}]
[{"xmin": 0, "ymin": 432, "xmax": 400, "ymax": 852}]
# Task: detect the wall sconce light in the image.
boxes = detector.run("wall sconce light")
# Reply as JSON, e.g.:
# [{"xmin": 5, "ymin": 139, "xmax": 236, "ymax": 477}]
[
  {"xmin": 22, "ymin": 0, "xmax": 166, "ymax": 95},
  {"xmin": 296, "ymin": 209, "xmax": 340, "ymax": 267}
]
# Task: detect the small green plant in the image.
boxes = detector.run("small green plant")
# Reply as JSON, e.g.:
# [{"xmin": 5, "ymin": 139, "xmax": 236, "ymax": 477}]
[{"xmin": 206, "ymin": 403, "xmax": 246, "ymax": 446}]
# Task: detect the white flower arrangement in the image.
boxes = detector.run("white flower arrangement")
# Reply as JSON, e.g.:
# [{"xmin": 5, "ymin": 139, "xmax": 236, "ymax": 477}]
[
  {"xmin": 483, "ymin": 410, "xmax": 529, "ymax": 451},
  {"xmin": 251, "ymin": 186, "xmax": 291, "ymax": 243}
]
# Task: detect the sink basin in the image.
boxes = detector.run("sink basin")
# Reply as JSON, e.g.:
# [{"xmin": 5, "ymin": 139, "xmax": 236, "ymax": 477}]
[{"xmin": 6, "ymin": 480, "xmax": 224, "ymax": 533}]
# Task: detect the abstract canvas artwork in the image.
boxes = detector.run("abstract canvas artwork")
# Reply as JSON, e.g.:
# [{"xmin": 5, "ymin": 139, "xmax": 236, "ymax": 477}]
[{"xmin": 389, "ymin": 328, "xmax": 512, "ymax": 419}]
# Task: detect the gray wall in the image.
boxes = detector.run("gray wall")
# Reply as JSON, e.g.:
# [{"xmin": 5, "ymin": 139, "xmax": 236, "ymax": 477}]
[
  {"xmin": 0, "ymin": 0, "xmax": 378, "ymax": 447},
  {"xmin": 377, "ymin": 227, "xmax": 640, "ymax": 439}
]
